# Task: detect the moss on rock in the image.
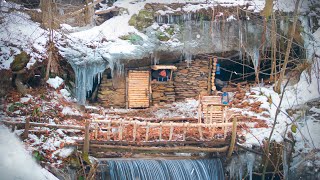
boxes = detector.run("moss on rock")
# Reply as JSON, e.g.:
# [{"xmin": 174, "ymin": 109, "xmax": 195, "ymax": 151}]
[
  {"xmin": 119, "ymin": 33, "xmax": 143, "ymax": 44},
  {"xmin": 129, "ymin": 10, "xmax": 154, "ymax": 31},
  {"xmin": 10, "ymin": 51, "xmax": 30, "ymax": 71},
  {"xmin": 157, "ymin": 32, "xmax": 170, "ymax": 41}
]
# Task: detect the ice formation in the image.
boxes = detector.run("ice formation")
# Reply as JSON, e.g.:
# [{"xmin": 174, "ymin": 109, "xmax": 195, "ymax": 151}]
[
  {"xmin": 71, "ymin": 62, "xmax": 107, "ymax": 105},
  {"xmin": 227, "ymin": 152, "xmax": 256, "ymax": 180}
]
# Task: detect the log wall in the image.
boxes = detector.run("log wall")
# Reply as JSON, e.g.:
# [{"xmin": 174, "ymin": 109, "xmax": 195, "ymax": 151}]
[
  {"xmin": 151, "ymin": 81, "xmax": 175, "ymax": 106},
  {"xmin": 174, "ymin": 59, "xmax": 209, "ymax": 101},
  {"xmin": 98, "ymin": 72, "xmax": 126, "ymax": 108}
]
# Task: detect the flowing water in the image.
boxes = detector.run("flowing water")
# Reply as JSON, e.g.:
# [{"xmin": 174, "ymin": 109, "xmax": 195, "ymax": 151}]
[{"xmin": 97, "ymin": 159, "xmax": 224, "ymax": 180}]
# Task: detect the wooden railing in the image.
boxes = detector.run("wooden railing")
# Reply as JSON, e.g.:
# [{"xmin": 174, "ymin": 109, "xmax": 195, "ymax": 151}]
[
  {"xmin": 90, "ymin": 119, "xmax": 234, "ymax": 140},
  {"xmin": 1, "ymin": 117, "xmax": 239, "ymax": 154}
]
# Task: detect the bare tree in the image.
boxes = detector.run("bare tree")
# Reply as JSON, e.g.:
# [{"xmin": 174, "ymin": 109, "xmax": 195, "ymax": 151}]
[
  {"xmin": 41, "ymin": 0, "xmax": 59, "ymax": 80},
  {"xmin": 274, "ymin": 0, "xmax": 301, "ymax": 93}
]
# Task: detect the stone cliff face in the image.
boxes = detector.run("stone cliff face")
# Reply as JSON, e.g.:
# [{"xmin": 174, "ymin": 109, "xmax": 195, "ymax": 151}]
[{"xmin": 66, "ymin": 1, "xmax": 308, "ymax": 105}]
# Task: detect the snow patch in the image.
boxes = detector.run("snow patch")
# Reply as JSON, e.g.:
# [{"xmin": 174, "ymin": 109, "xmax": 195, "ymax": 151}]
[
  {"xmin": 0, "ymin": 125, "xmax": 58, "ymax": 180},
  {"xmin": 47, "ymin": 76, "xmax": 64, "ymax": 89},
  {"xmin": 58, "ymin": 147, "xmax": 74, "ymax": 158},
  {"xmin": 61, "ymin": 106, "xmax": 82, "ymax": 116},
  {"xmin": 60, "ymin": 88, "xmax": 72, "ymax": 101}
]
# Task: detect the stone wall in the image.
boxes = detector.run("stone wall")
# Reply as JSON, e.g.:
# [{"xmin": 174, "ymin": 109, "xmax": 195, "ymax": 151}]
[
  {"xmin": 151, "ymin": 81, "xmax": 175, "ymax": 106},
  {"xmin": 98, "ymin": 72, "xmax": 126, "ymax": 108},
  {"xmin": 174, "ymin": 59, "xmax": 209, "ymax": 101}
]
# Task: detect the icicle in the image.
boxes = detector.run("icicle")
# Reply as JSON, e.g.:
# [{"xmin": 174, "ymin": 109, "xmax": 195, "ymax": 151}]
[
  {"xmin": 71, "ymin": 62, "xmax": 107, "ymax": 105},
  {"xmin": 153, "ymin": 51, "xmax": 160, "ymax": 65},
  {"xmin": 300, "ymin": 16, "xmax": 315, "ymax": 61},
  {"xmin": 246, "ymin": 152, "xmax": 255, "ymax": 180},
  {"xmin": 253, "ymin": 46, "xmax": 259, "ymax": 71},
  {"xmin": 115, "ymin": 60, "xmax": 124, "ymax": 77},
  {"xmin": 184, "ymin": 51, "xmax": 192, "ymax": 67},
  {"xmin": 239, "ymin": 21, "xmax": 243, "ymax": 61}
]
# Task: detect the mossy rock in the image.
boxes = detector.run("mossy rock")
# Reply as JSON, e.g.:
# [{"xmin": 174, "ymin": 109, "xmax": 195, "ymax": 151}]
[
  {"xmin": 10, "ymin": 51, "xmax": 30, "ymax": 71},
  {"xmin": 128, "ymin": 14, "xmax": 137, "ymax": 26},
  {"xmin": 165, "ymin": 27, "xmax": 175, "ymax": 35},
  {"xmin": 129, "ymin": 10, "xmax": 154, "ymax": 31},
  {"xmin": 157, "ymin": 32, "xmax": 170, "ymax": 41},
  {"xmin": 120, "ymin": 33, "xmax": 143, "ymax": 44}
]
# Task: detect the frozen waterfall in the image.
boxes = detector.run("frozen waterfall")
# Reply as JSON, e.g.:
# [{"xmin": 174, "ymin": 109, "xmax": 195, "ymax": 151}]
[{"xmin": 71, "ymin": 62, "xmax": 107, "ymax": 105}]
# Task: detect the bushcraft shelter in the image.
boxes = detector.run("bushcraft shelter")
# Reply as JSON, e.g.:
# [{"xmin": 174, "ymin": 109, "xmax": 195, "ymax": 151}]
[{"xmin": 98, "ymin": 56, "xmax": 223, "ymax": 108}]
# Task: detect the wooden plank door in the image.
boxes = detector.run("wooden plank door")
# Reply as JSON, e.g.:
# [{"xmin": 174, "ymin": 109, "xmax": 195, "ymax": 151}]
[{"xmin": 127, "ymin": 70, "xmax": 150, "ymax": 108}]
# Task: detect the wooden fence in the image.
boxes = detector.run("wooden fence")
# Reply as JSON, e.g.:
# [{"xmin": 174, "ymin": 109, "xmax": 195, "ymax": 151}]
[{"xmin": 1, "ymin": 117, "xmax": 238, "ymax": 155}]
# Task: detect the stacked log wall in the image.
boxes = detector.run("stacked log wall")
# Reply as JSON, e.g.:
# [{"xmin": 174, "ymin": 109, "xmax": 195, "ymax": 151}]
[
  {"xmin": 151, "ymin": 81, "xmax": 175, "ymax": 106},
  {"xmin": 174, "ymin": 59, "xmax": 209, "ymax": 101},
  {"xmin": 98, "ymin": 72, "xmax": 126, "ymax": 108}
]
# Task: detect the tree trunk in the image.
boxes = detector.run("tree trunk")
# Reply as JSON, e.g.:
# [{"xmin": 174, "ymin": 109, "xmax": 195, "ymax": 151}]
[
  {"xmin": 274, "ymin": 0, "xmax": 300, "ymax": 93},
  {"xmin": 42, "ymin": 0, "xmax": 59, "ymax": 80},
  {"xmin": 84, "ymin": 0, "xmax": 94, "ymax": 25},
  {"xmin": 270, "ymin": 13, "xmax": 277, "ymax": 82}
]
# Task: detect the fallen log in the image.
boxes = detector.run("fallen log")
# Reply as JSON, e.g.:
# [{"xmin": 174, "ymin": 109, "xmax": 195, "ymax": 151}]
[
  {"xmin": 95, "ymin": 6, "xmax": 119, "ymax": 15},
  {"xmin": 59, "ymin": 0, "xmax": 104, "ymax": 19}
]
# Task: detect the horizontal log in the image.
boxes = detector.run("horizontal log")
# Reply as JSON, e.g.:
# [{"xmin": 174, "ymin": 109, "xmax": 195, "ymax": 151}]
[
  {"xmin": 85, "ymin": 144, "xmax": 229, "ymax": 153},
  {"xmin": 59, "ymin": 0, "xmax": 104, "ymax": 19},
  {"xmin": 130, "ymin": 117, "xmax": 198, "ymax": 122},
  {"xmin": 75, "ymin": 139, "xmax": 229, "ymax": 147},
  {"xmin": 95, "ymin": 7, "xmax": 120, "ymax": 15},
  {"xmin": 1, "ymin": 120, "xmax": 86, "ymax": 130},
  {"xmin": 91, "ymin": 119, "xmax": 236, "ymax": 128}
]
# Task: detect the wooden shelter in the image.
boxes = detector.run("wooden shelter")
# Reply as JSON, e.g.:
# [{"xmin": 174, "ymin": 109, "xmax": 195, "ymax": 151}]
[{"xmin": 99, "ymin": 57, "xmax": 217, "ymax": 108}]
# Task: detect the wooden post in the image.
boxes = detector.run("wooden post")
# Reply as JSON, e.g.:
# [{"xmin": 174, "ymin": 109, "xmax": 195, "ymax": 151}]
[
  {"xmin": 119, "ymin": 120, "xmax": 123, "ymax": 141},
  {"xmin": 94, "ymin": 125, "xmax": 98, "ymax": 140},
  {"xmin": 209, "ymin": 105, "xmax": 213, "ymax": 124},
  {"xmin": 145, "ymin": 123, "xmax": 150, "ymax": 141},
  {"xmin": 23, "ymin": 118, "xmax": 30, "ymax": 139},
  {"xmin": 205, "ymin": 105, "xmax": 209, "ymax": 124},
  {"xmin": 208, "ymin": 56, "xmax": 213, "ymax": 95},
  {"xmin": 198, "ymin": 126, "xmax": 203, "ymax": 140},
  {"xmin": 198, "ymin": 95, "xmax": 202, "ymax": 123},
  {"xmin": 125, "ymin": 69, "xmax": 129, "ymax": 109},
  {"xmin": 83, "ymin": 120, "xmax": 90, "ymax": 155},
  {"xmin": 159, "ymin": 122, "xmax": 162, "ymax": 141},
  {"xmin": 133, "ymin": 121, "xmax": 137, "ymax": 142},
  {"xmin": 183, "ymin": 124, "xmax": 187, "ymax": 141},
  {"xmin": 223, "ymin": 107, "xmax": 228, "ymax": 138},
  {"xmin": 212, "ymin": 56, "xmax": 218, "ymax": 93},
  {"xmin": 107, "ymin": 121, "xmax": 111, "ymax": 140},
  {"xmin": 169, "ymin": 122, "xmax": 174, "ymax": 141},
  {"xmin": 211, "ymin": 125, "xmax": 216, "ymax": 139},
  {"xmin": 227, "ymin": 117, "xmax": 237, "ymax": 158}
]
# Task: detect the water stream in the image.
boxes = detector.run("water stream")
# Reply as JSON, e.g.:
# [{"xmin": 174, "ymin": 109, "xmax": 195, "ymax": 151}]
[{"xmin": 97, "ymin": 159, "xmax": 224, "ymax": 180}]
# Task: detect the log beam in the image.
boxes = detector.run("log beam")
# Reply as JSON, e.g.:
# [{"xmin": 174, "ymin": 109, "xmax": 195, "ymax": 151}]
[{"xmin": 87, "ymin": 144, "xmax": 229, "ymax": 153}]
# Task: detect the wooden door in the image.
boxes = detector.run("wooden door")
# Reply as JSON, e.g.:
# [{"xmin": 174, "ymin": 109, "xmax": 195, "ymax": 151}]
[{"xmin": 127, "ymin": 70, "xmax": 150, "ymax": 108}]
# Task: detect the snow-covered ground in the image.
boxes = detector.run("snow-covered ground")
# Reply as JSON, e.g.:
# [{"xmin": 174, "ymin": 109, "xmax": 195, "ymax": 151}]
[
  {"xmin": 0, "ymin": 125, "xmax": 58, "ymax": 180},
  {"xmin": 0, "ymin": 0, "xmax": 320, "ymax": 177}
]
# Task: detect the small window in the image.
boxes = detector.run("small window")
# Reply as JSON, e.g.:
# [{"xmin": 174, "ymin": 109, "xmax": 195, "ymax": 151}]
[
  {"xmin": 151, "ymin": 69, "xmax": 171, "ymax": 81},
  {"xmin": 151, "ymin": 65, "xmax": 177, "ymax": 82}
]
